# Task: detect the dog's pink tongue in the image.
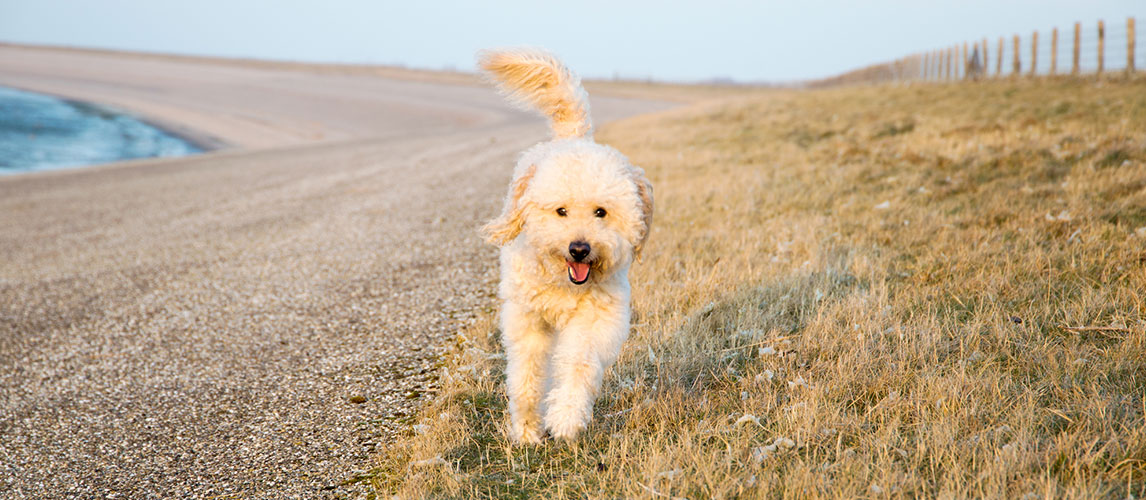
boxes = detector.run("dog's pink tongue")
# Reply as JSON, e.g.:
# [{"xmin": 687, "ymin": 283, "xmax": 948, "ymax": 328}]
[{"xmin": 568, "ymin": 261, "xmax": 590, "ymax": 282}]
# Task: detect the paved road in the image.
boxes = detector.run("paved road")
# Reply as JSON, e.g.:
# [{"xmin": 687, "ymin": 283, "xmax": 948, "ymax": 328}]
[{"xmin": 0, "ymin": 46, "xmax": 670, "ymax": 499}]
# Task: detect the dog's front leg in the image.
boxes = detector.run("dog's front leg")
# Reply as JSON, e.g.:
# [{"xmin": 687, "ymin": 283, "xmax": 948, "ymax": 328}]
[
  {"xmin": 501, "ymin": 301, "xmax": 552, "ymax": 444},
  {"xmin": 543, "ymin": 309, "xmax": 629, "ymax": 441}
]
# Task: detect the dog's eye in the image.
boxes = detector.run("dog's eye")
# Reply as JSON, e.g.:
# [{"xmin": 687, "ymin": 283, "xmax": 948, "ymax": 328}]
[
  {"xmin": 556, "ymin": 207, "xmax": 567, "ymax": 217},
  {"xmin": 594, "ymin": 208, "xmax": 607, "ymax": 218}
]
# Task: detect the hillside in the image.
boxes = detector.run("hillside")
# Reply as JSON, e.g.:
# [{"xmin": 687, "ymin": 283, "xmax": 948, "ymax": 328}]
[{"xmin": 372, "ymin": 76, "xmax": 1146, "ymax": 499}]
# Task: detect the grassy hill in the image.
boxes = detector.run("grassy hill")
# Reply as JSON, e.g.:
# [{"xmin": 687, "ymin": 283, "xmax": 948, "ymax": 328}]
[{"xmin": 370, "ymin": 77, "xmax": 1146, "ymax": 499}]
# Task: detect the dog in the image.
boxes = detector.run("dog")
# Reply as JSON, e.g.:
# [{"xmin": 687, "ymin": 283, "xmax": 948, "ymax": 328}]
[{"xmin": 478, "ymin": 48, "xmax": 653, "ymax": 443}]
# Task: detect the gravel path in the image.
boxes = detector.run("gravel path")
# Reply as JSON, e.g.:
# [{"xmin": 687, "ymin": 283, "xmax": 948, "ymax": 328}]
[{"xmin": 0, "ymin": 46, "xmax": 670, "ymax": 499}]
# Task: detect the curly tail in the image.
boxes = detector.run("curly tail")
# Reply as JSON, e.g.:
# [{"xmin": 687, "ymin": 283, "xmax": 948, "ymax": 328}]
[{"xmin": 477, "ymin": 48, "xmax": 592, "ymax": 140}]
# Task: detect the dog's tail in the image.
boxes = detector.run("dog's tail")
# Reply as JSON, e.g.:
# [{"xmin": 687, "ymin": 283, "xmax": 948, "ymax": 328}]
[{"xmin": 478, "ymin": 48, "xmax": 592, "ymax": 140}]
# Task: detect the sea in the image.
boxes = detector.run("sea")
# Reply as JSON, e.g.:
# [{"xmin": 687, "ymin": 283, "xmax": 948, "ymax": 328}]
[{"xmin": 0, "ymin": 86, "xmax": 202, "ymax": 174}]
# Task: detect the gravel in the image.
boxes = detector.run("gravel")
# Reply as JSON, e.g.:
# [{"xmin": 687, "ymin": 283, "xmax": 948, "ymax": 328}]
[{"xmin": 0, "ymin": 128, "xmax": 539, "ymax": 499}]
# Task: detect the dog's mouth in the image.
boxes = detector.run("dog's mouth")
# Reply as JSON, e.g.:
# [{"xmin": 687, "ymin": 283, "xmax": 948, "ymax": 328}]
[{"xmin": 566, "ymin": 261, "xmax": 591, "ymax": 285}]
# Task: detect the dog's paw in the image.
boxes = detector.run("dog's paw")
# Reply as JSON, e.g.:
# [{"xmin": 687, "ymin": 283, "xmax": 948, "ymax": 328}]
[
  {"xmin": 510, "ymin": 421, "xmax": 545, "ymax": 445},
  {"xmin": 543, "ymin": 404, "xmax": 589, "ymax": 441}
]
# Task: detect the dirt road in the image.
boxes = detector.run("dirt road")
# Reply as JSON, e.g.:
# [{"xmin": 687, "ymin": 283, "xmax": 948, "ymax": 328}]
[{"xmin": 0, "ymin": 45, "xmax": 670, "ymax": 498}]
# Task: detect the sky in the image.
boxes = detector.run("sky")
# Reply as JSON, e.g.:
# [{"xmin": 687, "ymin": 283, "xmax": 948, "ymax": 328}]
[{"xmin": 1, "ymin": 1, "xmax": 1142, "ymax": 82}]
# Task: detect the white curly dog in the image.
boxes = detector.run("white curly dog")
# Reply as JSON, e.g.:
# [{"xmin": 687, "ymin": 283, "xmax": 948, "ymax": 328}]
[{"xmin": 478, "ymin": 48, "xmax": 654, "ymax": 443}]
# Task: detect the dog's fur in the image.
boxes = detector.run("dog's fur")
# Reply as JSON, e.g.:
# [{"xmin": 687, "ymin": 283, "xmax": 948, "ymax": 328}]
[{"xmin": 479, "ymin": 48, "xmax": 653, "ymax": 443}]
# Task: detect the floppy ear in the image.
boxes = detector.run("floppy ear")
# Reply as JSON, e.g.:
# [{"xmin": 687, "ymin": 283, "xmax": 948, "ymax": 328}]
[
  {"xmin": 630, "ymin": 166, "xmax": 654, "ymax": 259},
  {"xmin": 482, "ymin": 164, "xmax": 537, "ymax": 245}
]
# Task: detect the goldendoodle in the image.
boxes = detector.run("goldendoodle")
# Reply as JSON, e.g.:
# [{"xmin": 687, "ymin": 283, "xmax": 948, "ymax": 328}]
[{"xmin": 479, "ymin": 48, "xmax": 654, "ymax": 443}]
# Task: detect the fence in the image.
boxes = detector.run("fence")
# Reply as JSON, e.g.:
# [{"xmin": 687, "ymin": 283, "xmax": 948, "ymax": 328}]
[{"xmin": 812, "ymin": 17, "xmax": 1139, "ymax": 87}]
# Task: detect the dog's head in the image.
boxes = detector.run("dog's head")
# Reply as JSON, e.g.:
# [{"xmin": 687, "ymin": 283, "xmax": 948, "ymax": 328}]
[{"xmin": 484, "ymin": 140, "xmax": 653, "ymax": 286}]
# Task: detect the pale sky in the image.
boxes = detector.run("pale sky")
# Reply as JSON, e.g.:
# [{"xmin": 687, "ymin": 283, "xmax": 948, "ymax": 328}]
[{"xmin": 1, "ymin": 1, "xmax": 1141, "ymax": 82}]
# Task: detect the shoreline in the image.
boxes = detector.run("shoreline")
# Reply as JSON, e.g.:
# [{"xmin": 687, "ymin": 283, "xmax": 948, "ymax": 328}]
[
  {"xmin": 0, "ymin": 84, "xmax": 215, "ymax": 175},
  {"xmin": 3, "ymin": 82, "xmax": 230, "ymax": 152}
]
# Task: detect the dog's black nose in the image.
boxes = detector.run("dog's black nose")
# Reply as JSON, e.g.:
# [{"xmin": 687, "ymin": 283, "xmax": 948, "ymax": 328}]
[{"xmin": 568, "ymin": 241, "xmax": 591, "ymax": 261}]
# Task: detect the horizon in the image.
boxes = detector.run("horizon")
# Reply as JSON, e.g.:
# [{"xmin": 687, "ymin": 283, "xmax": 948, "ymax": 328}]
[{"xmin": 1, "ymin": 1, "xmax": 1142, "ymax": 83}]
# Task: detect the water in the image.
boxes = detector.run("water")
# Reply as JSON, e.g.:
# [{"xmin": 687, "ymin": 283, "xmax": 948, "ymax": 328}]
[{"xmin": 0, "ymin": 86, "xmax": 202, "ymax": 174}]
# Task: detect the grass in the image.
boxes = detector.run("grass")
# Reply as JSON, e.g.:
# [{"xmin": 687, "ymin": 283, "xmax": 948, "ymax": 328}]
[{"xmin": 369, "ymin": 76, "xmax": 1146, "ymax": 499}]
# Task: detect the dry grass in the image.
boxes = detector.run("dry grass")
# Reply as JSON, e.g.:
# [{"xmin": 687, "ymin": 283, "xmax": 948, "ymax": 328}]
[{"xmin": 368, "ymin": 76, "xmax": 1146, "ymax": 499}]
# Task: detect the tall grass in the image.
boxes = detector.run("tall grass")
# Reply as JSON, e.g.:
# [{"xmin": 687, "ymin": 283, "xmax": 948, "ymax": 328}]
[{"xmin": 371, "ymin": 77, "xmax": 1146, "ymax": 499}]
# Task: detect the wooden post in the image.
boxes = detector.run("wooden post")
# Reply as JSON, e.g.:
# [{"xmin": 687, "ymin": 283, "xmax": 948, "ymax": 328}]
[
  {"xmin": 954, "ymin": 46, "xmax": 959, "ymax": 80},
  {"xmin": 1098, "ymin": 20, "xmax": 1105, "ymax": 74},
  {"xmin": 939, "ymin": 49, "xmax": 944, "ymax": 80},
  {"xmin": 963, "ymin": 42, "xmax": 969, "ymax": 79},
  {"xmin": 1013, "ymin": 34, "xmax": 1021, "ymax": 75},
  {"xmin": 946, "ymin": 47, "xmax": 952, "ymax": 80},
  {"xmin": 944, "ymin": 48, "xmax": 953, "ymax": 80},
  {"xmin": 973, "ymin": 42, "xmax": 981, "ymax": 79},
  {"xmin": 1051, "ymin": 27, "xmax": 1058, "ymax": 75},
  {"xmin": 1073, "ymin": 22, "xmax": 1080, "ymax": 74},
  {"xmin": 997, "ymin": 36, "xmax": 1004, "ymax": 75},
  {"xmin": 1129, "ymin": 17, "xmax": 1136, "ymax": 73},
  {"xmin": 941, "ymin": 47, "xmax": 946, "ymax": 80},
  {"xmin": 1031, "ymin": 31, "xmax": 1038, "ymax": 75},
  {"xmin": 955, "ymin": 45, "xmax": 960, "ymax": 80},
  {"xmin": 983, "ymin": 37, "xmax": 989, "ymax": 75}
]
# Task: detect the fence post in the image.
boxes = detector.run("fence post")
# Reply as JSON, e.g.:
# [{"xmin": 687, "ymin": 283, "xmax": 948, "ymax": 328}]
[
  {"xmin": 951, "ymin": 46, "xmax": 957, "ymax": 80},
  {"xmin": 1098, "ymin": 20, "xmax": 1105, "ymax": 74},
  {"xmin": 997, "ymin": 37, "xmax": 1004, "ymax": 76},
  {"xmin": 1051, "ymin": 27, "xmax": 1058, "ymax": 75},
  {"xmin": 963, "ymin": 42, "xmax": 969, "ymax": 79},
  {"xmin": 1013, "ymin": 34, "xmax": 1021, "ymax": 75},
  {"xmin": 1031, "ymin": 31, "xmax": 1038, "ymax": 76},
  {"xmin": 956, "ymin": 45, "xmax": 962, "ymax": 80},
  {"xmin": 983, "ymin": 38, "xmax": 989, "ymax": 76},
  {"xmin": 1073, "ymin": 23, "xmax": 1080, "ymax": 74},
  {"xmin": 946, "ymin": 46, "xmax": 953, "ymax": 80},
  {"xmin": 1129, "ymin": 17, "xmax": 1136, "ymax": 73},
  {"xmin": 940, "ymin": 49, "xmax": 945, "ymax": 80},
  {"xmin": 976, "ymin": 42, "xmax": 983, "ymax": 79}
]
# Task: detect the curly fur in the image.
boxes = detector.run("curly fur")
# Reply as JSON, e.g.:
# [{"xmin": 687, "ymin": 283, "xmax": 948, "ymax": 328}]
[
  {"xmin": 479, "ymin": 48, "xmax": 654, "ymax": 442},
  {"xmin": 478, "ymin": 48, "xmax": 593, "ymax": 140}
]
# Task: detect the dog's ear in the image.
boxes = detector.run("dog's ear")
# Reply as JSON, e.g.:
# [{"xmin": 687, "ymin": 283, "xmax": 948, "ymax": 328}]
[
  {"xmin": 483, "ymin": 164, "xmax": 537, "ymax": 245},
  {"xmin": 630, "ymin": 166, "xmax": 654, "ymax": 259}
]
